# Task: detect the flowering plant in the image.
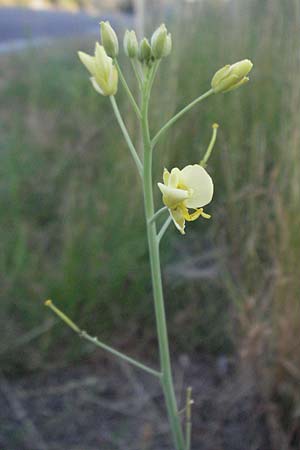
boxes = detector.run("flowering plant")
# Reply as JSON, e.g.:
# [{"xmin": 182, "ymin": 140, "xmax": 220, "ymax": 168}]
[{"xmin": 46, "ymin": 21, "xmax": 252, "ymax": 450}]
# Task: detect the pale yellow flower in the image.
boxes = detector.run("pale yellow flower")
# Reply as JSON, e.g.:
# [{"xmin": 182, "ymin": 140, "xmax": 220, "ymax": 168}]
[
  {"xmin": 158, "ymin": 164, "xmax": 213, "ymax": 234},
  {"xmin": 78, "ymin": 43, "xmax": 118, "ymax": 96}
]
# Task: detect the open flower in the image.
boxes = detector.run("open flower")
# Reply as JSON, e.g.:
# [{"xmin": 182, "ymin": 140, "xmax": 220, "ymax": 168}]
[
  {"xmin": 78, "ymin": 43, "xmax": 118, "ymax": 96},
  {"xmin": 158, "ymin": 165, "xmax": 213, "ymax": 234}
]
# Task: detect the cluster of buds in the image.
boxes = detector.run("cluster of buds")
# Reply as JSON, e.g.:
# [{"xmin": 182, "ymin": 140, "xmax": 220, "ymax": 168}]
[
  {"xmin": 78, "ymin": 22, "xmax": 173, "ymax": 95},
  {"xmin": 124, "ymin": 23, "xmax": 172, "ymax": 65}
]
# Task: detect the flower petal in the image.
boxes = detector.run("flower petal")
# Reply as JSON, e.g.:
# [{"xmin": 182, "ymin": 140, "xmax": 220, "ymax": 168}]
[
  {"xmin": 163, "ymin": 168, "xmax": 170, "ymax": 185},
  {"xmin": 183, "ymin": 207, "xmax": 204, "ymax": 222},
  {"xmin": 78, "ymin": 51, "xmax": 96, "ymax": 76},
  {"xmin": 179, "ymin": 164, "xmax": 213, "ymax": 208},
  {"xmin": 158, "ymin": 183, "xmax": 189, "ymax": 209},
  {"xmin": 90, "ymin": 77, "xmax": 104, "ymax": 95},
  {"xmin": 95, "ymin": 42, "xmax": 110, "ymax": 73},
  {"xmin": 170, "ymin": 207, "xmax": 185, "ymax": 234},
  {"xmin": 168, "ymin": 167, "xmax": 181, "ymax": 188}
]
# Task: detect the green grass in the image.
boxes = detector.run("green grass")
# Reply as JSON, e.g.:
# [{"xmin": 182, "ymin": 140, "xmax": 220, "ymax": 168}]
[
  {"xmin": 0, "ymin": 42, "xmax": 150, "ymax": 369},
  {"xmin": 1, "ymin": 7, "xmax": 300, "ymax": 441}
]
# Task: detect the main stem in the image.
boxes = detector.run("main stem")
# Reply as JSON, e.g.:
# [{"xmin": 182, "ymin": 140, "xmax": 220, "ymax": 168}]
[{"xmin": 141, "ymin": 76, "xmax": 185, "ymax": 450}]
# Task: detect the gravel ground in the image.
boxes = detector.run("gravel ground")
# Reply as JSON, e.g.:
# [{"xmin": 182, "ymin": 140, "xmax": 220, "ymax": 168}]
[{"xmin": 0, "ymin": 353, "xmax": 271, "ymax": 450}]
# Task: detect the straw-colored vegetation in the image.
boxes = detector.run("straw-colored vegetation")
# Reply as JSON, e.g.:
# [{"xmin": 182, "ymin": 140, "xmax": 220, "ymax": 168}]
[{"xmin": 1, "ymin": 0, "xmax": 299, "ymax": 444}]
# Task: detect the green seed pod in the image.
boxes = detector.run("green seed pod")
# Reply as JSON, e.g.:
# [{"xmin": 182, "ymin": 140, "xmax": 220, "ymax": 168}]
[
  {"xmin": 123, "ymin": 30, "xmax": 138, "ymax": 58},
  {"xmin": 100, "ymin": 21, "xmax": 119, "ymax": 58}
]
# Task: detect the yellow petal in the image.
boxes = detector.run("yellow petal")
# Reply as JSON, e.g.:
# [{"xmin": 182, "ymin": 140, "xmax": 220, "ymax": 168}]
[
  {"xmin": 158, "ymin": 183, "xmax": 189, "ymax": 209},
  {"xmin": 163, "ymin": 168, "xmax": 170, "ymax": 185},
  {"xmin": 168, "ymin": 167, "xmax": 181, "ymax": 188},
  {"xmin": 183, "ymin": 207, "xmax": 204, "ymax": 222},
  {"xmin": 200, "ymin": 210, "xmax": 211, "ymax": 219},
  {"xmin": 179, "ymin": 164, "xmax": 213, "ymax": 209},
  {"xmin": 78, "ymin": 51, "xmax": 96, "ymax": 76},
  {"xmin": 95, "ymin": 42, "xmax": 110, "ymax": 73},
  {"xmin": 170, "ymin": 207, "xmax": 185, "ymax": 234},
  {"xmin": 90, "ymin": 77, "xmax": 104, "ymax": 95}
]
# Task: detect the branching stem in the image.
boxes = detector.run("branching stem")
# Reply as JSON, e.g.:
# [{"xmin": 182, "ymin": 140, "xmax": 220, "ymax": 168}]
[
  {"xmin": 130, "ymin": 59, "xmax": 143, "ymax": 90},
  {"xmin": 158, "ymin": 215, "xmax": 172, "ymax": 243},
  {"xmin": 109, "ymin": 96, "xmax": 143, "ymax": 178},
  {"xmin": 152, "ymin": 88, "xmax": 214, "ymax": 149},
  {"xmin": 148, "ymin": 206, "xmax": 168, "ymax": 224},
  {"xmin": 45, "ymin": 300, "xmax": 161, "ymax": 378},
  {"xmin": 114, "ymin": 59, "xmax": 141, "ymax": 119}
]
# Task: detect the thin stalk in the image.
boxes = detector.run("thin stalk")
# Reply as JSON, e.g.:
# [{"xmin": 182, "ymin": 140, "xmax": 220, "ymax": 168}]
[
  {"xmin": 141, "ymin": 75, "xmax": 185, "ymax": 450},
  {"xmin": 200, "ymin": 122, "xmax": 219, "ymax": 167},
  {"xmin": 185, "ymin": 387, "xmax": 193, "ymax": 450},
  {"xmin": 131, "ymin": 59, "xmax": 143, "ymax": 90},
  {"xmin": 148, "ymin": 60, "xmax": 160, "ymax": 93},
  {"xmin": 45, "ymin": 300, "xmax": 161, "ymax": 378},
  {"xmin": 114, "ymin": 59, "xmax": 141, "ymax": 119},
  {"xmin": 109, "ymin": 96, "xmax": 143, "ymax": 178},
  {"xmin": 148, "ymin": 206, "xmax": 168, "ymax": 224},
  {"xmin": 152, "ymin": 88, "xmax": 214, "ymax": 149},
  {"xmin": 158, "ymin": 215, "xmax": 172, "ymax": 243}
]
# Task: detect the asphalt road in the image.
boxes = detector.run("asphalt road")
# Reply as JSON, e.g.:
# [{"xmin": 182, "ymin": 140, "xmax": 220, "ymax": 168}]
[{"xmin": 0, "ymin": 6, "xmax": 131, "ymax": 51}]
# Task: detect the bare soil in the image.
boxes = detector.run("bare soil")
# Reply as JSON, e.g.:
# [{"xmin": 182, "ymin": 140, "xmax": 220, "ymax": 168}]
[{"xmin": 0, "ymin": 353, "xmax": 271, "ymax": 450}]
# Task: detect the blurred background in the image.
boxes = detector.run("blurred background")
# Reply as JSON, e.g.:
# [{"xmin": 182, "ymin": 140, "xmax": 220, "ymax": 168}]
[{"xmin": 0, "ymin": 0, "xmax": 300, "ymax": 449}]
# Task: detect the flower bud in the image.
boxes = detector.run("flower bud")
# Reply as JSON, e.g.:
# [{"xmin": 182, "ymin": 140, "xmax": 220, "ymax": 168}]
[
  {"xmin": 78, "ymin": 43, "xmax": 118, "ymax": 96},
  {"xmin": 123, "ymin": 30, "xmax": 138, "ymax": 58},
  {"xmin": 151, "ymin": 24, "xmax": 172, "ymax": 59},
  {"xmin": 138, "ymin": 38, "xmax": 152, "ymax": 63},
  {"xmin": 100, "ymin": 21, "xmax": 119, "ymax": 58},
  {"xmin": 211, "ymin": 59, "xmax": 253, "ymax": 94},
  {"xmin": 163, "ymin": 33, "xmax": 172, "ymax": 57}
]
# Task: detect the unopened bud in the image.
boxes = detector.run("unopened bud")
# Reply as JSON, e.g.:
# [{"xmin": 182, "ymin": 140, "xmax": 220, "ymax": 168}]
[
  {"xmin": 123, "ymin": 30, "xmax": 138, "ymax": 58},
  {"xmin": 151, "ymin": 24, "xmax": 172, "ymax": 59},
  {"xmin": 100, "ymin": 21, "xmax": 119, "ymax": 58},
  {"xmin": 211, "ymin": 59, "xmax": 253, "ymax": 94},
  {"xmin": 138, "ymin": 37, "xmax": 152, "ymax": 63},
  {"xmin": 163, "ymin": 33, "xmax": 172, "ymax": 57}
]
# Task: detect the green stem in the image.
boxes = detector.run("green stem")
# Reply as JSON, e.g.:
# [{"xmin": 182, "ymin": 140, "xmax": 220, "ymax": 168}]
[
  {"xmin": 130, "ymin": 59, "xmax": 143, "ymax": 90},
  {"xmin": 141, "ymin": 75, "xmax": 185, "ymax": 450},
  {"xmin": 158, "ymin": 215, "xmax": 172, "ymax": 244},
  {"xmin": 185, "ymin": 387, "xmax": 193, "ymax": 450},
  {"xmin": 148, "ymin": 60, "xmax": 160, "ymax": 93},
  {"xmin": 45, "ymin": 300, "xmax": 161, "ymax": 378},
  {"xmin": 114, "ymin": 59, "xmax": 141, "ymax": 119},
  {"xmin": 109, "ymin": 96, "xmax": 143, "ymax": 178},
  {"xmin": 152, "ymin": 88, "xmax": 214, "ymax": 149},
  {"xmin": 200, "ymin": 122, "xmax": 219, "ymax": 167},
  {"xmin": 148, "ymin": 206, "xmax": 168, "ymax": 224}
]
